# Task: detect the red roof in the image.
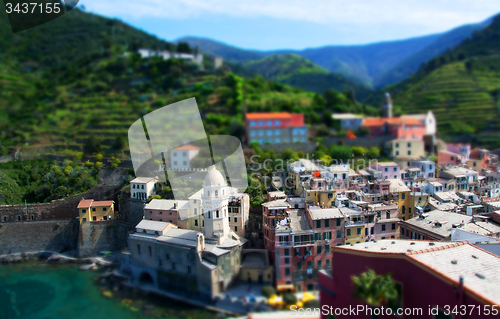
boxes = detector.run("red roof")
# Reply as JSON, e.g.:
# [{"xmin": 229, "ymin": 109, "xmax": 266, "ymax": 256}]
[
  {"xmin": 245, "ymin": 112, "xmax": 292, "ymax": 120},
  {"xmin": 92, "ymin": 201, "xmax": 114, "ymax": 207},
  {"xmin": 77, "ymin": 199, "xmax": 113, "ymax": 209},
  {"xmin": 77, "ymin": 199, "xmax": 93, "ymax": 209},
  {"xmin": 173, "ymin": 145, "xmax": 200, "ymax": 151},
  {"xmin": 363, "ymin": 117, "xmax": 424, "ymax": 127}
]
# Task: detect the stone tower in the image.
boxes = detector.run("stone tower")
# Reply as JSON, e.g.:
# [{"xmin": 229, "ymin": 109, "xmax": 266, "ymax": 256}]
[
  {"xmin": 202, "ymin": 165, "xmax": 230, "ymax": 244},
  {"xmin": 383, "ymin": 92, "xmax": 393, "ymax": 118}
]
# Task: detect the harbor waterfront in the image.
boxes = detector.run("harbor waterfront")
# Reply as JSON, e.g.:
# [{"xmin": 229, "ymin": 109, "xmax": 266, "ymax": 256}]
[{"xmin": 0, "ymin": 262, "xmax": 218, "ymax": 319}]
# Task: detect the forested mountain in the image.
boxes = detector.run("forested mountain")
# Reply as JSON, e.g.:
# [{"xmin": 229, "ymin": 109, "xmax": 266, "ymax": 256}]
[
  {"xmin": 242, "ymin": 54, "xmax": 372, "ymax": 99},
  {"xmin": 178, "ymin": 15, "xmax": 493, "ymax": 88}
]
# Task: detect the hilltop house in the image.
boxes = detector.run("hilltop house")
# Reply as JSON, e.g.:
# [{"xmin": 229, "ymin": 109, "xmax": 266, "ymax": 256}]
[
  {"xmin": 245, "ymin": 113, "xmax": 308, "ymax": 144},
  {"xmin": 130, "ymin": 177, "xmax": 159, "ymax": 201},
  {"xmin": 170, "ymin": 145, "xmax": 200, "ymax": 169}
]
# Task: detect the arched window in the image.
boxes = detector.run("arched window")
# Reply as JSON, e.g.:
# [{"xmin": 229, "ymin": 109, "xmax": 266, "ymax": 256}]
[
  {"xmin": 215, "ymin": 190, "xmax": 218, "ymax": 197},
  {"xmin": 216, "ymin": 210, "xmax": 219, "ymax": 218},
  {"xmin": 207, "ymin": 190, "xmax": 210, "ymax": 196}
]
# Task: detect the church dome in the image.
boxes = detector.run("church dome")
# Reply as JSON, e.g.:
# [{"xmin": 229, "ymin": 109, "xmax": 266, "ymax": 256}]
[{"xmin": 204, "ymin": 165, "xmax": 226, "ymax": 187}]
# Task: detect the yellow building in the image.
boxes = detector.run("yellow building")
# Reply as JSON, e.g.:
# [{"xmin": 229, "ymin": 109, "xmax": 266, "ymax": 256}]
[
  {"xmin": 345, "ymin": 224, "xmax": 365, "ymax": 245},
  {"xmin": 343, "ymin": 208, "xmax": 365, "ymax": 245},
  {"xmin": 78, "ymin": 199, "xmax": 115, "ymax": 223},
  {"xmin": 305, "ymin": 190, "xmax": 335, "ymax": 207},
  {"xmin": 408, "ymin": 192, "xmax": 430, "ymax": 217},
  {"xmin": 388, "ymin": 179, "xmax": 411, "ymax": 220}
]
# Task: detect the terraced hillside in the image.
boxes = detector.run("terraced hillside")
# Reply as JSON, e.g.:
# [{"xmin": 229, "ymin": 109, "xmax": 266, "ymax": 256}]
[
  {"xmin": 393, "ymin": 60, "xmax": 500, "ymax": 135},
  {"xmin": 14, "ymin": 56, "xmax": 320, "ymax": 157}
]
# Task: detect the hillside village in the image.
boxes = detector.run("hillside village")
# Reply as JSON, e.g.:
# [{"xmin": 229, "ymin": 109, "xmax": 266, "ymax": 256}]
[
  {"xmin": 2, "ymin": 5, "xmax": 500, "ymax": 319},
  {"xmin": 3, "ymin": 90, "xmax": 500, "ymax": 313}
]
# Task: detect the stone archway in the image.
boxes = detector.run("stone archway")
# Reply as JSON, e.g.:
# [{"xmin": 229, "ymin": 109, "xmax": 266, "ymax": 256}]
[{"xmin": 139, "ymin": 272, "xmax": 154, "ymax": 285}]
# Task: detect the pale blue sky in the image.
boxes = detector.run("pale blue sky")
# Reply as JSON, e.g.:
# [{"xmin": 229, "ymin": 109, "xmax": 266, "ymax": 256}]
[{"xmin": 80, "ymin": 0, "xmax": 500, "ymax": 50}]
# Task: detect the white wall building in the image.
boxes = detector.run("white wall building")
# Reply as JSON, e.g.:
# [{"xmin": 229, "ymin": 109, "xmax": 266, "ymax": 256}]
[
  {"xmin": 137, "ymin": 49, "xmax": 203, "ymax": 65},
  {"xmin": 170, "ymin": 145, "xmax": 200, "ymax": 169},
  {"xmin": 131, "ymin": 177, "xmax": 159, "ymax": 201}
]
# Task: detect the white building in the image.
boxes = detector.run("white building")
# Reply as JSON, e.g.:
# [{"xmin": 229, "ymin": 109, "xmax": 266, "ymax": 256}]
[
  {"xmin": 170, "ymin": 145, "xmax": 200, "ymax": 169},
  {"xmin": 130, "ymin": 177, "xmax": 159, "ymax": 201},
  {"xmin": 137, "ymin": 49, "xmax": 203, "ymax": 65}
]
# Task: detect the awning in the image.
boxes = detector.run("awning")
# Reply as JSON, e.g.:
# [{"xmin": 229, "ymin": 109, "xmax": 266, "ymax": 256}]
[{"xmin": 277, "ymin": 284, "xmax": 295, "ymax": 292}]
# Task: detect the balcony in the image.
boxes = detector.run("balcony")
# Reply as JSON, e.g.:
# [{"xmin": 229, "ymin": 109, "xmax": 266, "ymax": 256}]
[
  {"xmin": 276, "ymin": 241, "xmax": 293, "ymax": 247},
  {"xmin": 345, "ymin": 220, "xmax": 365, "ymax": 227},
  {"xmin": 291, "ymin": 240, "xmax": 316, "ymax": 247}
]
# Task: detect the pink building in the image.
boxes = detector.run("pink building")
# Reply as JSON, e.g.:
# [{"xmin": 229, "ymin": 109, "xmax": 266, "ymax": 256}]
[
  {"xmin": 263, "ymin": 198, "xmax": 345, "ymax": 292},
  {"xmin": 367, "ymin": 203, "xmax": 400, "ymax": 240},
  {"xmin": 319, "ymin": 241, "xmax": 500, "ymax": 319},
  {"xmin": 370, "ymin": 162, "xmax": 401, "ymax": 180},
  {"xmin": 446, "ymin": 143, "xmax": 471, "ymax": 163},
  {"xmin": 362, "ymin": 118, "xmax": 426, "ymax": 140},
  {"xmin": 438, "ymin": 150, "xmax": 462, "ymax": 166},
  {"xmin": 143, "ymin": 199, "xmax": 189, "ymax": 226}
]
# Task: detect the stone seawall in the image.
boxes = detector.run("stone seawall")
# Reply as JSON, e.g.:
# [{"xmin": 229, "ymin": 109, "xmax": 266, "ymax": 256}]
[
  {"xmin": 77, "ymin": 221, "xmax": 135, "ymax": 258},
  {"xmin": 0, "ymin": 185, "xmax": 123, "ymax": 222},
  {"xmin": 0, "ymin": 219, "xmax": 80, "ymax": 255}
]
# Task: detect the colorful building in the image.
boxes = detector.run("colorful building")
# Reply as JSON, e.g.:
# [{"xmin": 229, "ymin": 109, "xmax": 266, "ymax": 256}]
[
  {"xmin": 362, "ymin": 117, "xmax": 426, "ymax": 140},
  {"xmin": 77, "ymin": 199, "xmax": 115, "ymax": 223},
  {"xmin": 446, "ymin": 143, "xmax": 471, "ymax": 163},
  {"xmin": 245, "ymin": 113, "xmax": 308, "ymax": 144},
  {"xmin": 438, "ymin": 150, "xmax": 462, "ymax": 166},
  {"xmin": 386, "ymin": 139, "xmax": 425, "ymax": 158},
  {"xmin": 370, "ymin": 162, "xmax": 401, "ymax": 180},
  {"xmin": 263, "ymin": 197, "xmax": 345, "ymax": 292}
]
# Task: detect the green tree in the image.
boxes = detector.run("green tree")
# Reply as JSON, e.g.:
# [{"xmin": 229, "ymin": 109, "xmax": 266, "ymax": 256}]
[
  {"xmin": 283, "ymin": 293, "xmax": 298, "ymax": 305},
  {"xmin": 352, "ymin": 269, "xmax": 398, "ymax": 318},
  {"xmin": 352, "ymin": 146, "xmax": 367, "ymax": 157},
  {"xmin": 367, "ymin": 147, "xmax": 380, "ymax": 159},
  {"xmin": 329, "ymin": 145, "xmax": 352, "ymax": 161},
  {"xmin": 261, "ymin": 286, "xmax": 276, "ymax": 298}
]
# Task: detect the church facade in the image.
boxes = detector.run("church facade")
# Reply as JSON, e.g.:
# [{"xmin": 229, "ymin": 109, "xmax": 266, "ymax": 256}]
[{"xmin": 126, "ymin": 166, "xmax": 244, "ymax": 300}]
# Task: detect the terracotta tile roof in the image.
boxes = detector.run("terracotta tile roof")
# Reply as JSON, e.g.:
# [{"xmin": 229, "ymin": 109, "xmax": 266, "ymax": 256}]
[
  {"xmin": 77, "ymin": 199, "xmax": 113, "ymax": 208},
  {"xmin": 173, "ymin": 145, "xmax": 200, "ymax": 151},
  {"xmin": 245, "ymin": 112, "xmax": 292, "ymax": 120},
  {"xmin": 362, "ymin": 117, "xmax": 424, "ymax": 127},
  {"xmin": 77, "ymin": 199, "xmax": 93, "ymax": 209},
  {"xmin": 92, "ymin": 200, "xmax": 114, "ymax": 207}
]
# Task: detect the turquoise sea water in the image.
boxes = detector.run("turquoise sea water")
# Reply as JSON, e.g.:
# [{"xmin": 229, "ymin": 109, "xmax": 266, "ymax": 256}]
[{"xmin": 0, "ymin": 263, "xmax": 218, "ymax": 319}]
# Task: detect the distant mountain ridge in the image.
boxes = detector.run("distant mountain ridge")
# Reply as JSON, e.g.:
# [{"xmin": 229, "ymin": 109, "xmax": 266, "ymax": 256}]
[
  {"xmin": 177, "ymin": 15, "xmax": 495, "ymax": 88},
  {"xmin": 242, "ymin": 53, "xmax": 373, "ymax": 99},
  {"xmin": 364, "ymin": 13, "xmax": 500, "ymax": 148}
]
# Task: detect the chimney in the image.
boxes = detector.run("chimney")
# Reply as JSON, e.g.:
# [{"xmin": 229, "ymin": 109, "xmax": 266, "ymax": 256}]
[{"xmin": 174, "ymin": 202, "xmax": 177, "ymax": 209}]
